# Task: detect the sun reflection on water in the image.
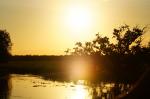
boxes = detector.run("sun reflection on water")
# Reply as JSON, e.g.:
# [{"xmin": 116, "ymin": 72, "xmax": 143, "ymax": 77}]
[
  {"xmin": 9, "ymin": 74, "xmax": 132, "ymax": 99},
  {"xmin": 71, "ymin": 85, "xmax": 88, "ymax": 99}
]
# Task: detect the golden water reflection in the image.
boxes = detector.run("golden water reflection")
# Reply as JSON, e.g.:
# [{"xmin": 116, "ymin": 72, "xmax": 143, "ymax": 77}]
[
  {"xmin": 71, "ymin": 85, "xmax": 90, "ymax": 99},
  {"xmin": 5, "ymin": 74, "xmax": 131, "ymax": 99}
]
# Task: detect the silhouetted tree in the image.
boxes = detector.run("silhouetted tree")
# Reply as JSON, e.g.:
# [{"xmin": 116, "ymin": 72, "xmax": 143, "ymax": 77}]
[
  {"xmin": 70, "ymin": 25, "xmax": 147, "ymax": 56},
  {"xmin": 112, "ymin": 25, "xmax": 146, "ymax": 55},
  {"xmin": 0, "ymin": 30, "xmax": 12, "ymax": 62},
  {"xmin": 64, "ymin": 48, "xmax": 70, "ymax": 55},
  {"xmin": 83, "ymin": 41, "xmax": 95, "ymax": 55},
  {"xmin": 71, "ymin": 42, "xmax": 84, "ymax": 55},
  {"xmin": 71, "ymin": 41, "xmax": 95, "ymax": 55},
  {"xmin": 93, "ymin": 33, "xmax": 115, "ymax": 55}
]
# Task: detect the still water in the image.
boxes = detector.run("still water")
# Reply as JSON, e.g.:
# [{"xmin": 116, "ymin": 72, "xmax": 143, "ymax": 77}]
[{"xmin": 0, "ymin": 74, "xmax": 131, "ymax": 99}]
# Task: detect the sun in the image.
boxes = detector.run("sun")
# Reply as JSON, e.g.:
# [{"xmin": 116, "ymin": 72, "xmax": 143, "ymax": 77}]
[
  {"xmin": 66, "ymin": 7, "xmax": 91, "ymax": 29},
  {"xmin": 64, "ymin": 6, "xmax": 93, "ymax": 41}
]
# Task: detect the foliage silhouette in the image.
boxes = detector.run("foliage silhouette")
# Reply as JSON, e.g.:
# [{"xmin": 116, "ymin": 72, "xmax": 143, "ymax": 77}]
[
  {"xmin": 0, "ymin": 30, "xmax": 12, "ymax": 62},
  {"xmin": 69, "ymin": 25, "xmax": 149, "ymax": 56}
]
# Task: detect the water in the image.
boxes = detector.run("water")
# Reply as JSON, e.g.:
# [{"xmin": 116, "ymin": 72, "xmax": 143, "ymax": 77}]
[{"xmin": 0, "ymin": 74, "xmax": 131, "ymax": 99}]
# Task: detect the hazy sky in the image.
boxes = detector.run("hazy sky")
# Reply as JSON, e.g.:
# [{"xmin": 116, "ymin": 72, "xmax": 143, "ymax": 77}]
[{"xmin": 0, "ymin": 0, "xmax": 150, "ymax": 55}]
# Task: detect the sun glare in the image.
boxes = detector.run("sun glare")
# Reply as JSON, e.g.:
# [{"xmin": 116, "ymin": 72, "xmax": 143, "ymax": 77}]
[
  {"xmin": 66, "ymin": 7, "xmax": 91, "ymax": 29},
  {"xmin": 71, "ymin": 85, "xmax": 88, "ymax": 99},
  {"xmin": 67, "ymin": 58, "xmax": 94, "ymax": 79},
  {"xmin": 64, "ymin": 6, "xmax": 93, "ymax": 41},
  {"xmin": 69, "ymin": 60, "xmax": 88, "ymax": 79}
]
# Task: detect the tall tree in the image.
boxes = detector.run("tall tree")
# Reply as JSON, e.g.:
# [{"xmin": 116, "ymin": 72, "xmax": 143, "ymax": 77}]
[{"xmin": 0, "ymin": 30, "xmax": 12, "ymax": 62}]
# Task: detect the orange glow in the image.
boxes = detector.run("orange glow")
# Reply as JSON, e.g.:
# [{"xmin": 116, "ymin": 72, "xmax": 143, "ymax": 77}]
[
  {"xmin": 69, "ymin": 60, "xmax": 88, "ymax": 79},
  {"xmin": 67, "ymin": 57, "xmax": 95, "ymax": 79}
]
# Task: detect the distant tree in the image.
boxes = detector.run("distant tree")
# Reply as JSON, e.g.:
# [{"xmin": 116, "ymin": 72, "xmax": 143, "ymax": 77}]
[
  {"xmin": 72, "ymin": 42, "xmax": 84, "ymax": 55},
  {"xmin": 0, "ymin": 30, "xmax": 12, "ymax": 62},
  {"xmin": 64, "ymin": 48, "xmax": 70, "ymax": 55},
  {"xmin": 71, "ymin": 41, "xmax": 95, "ymax": 55}
]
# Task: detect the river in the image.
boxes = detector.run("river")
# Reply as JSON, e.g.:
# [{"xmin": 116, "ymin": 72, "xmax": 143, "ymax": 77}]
[{"xmin": 0, "ymin": 74, "xmax": 131, "ymax": 99}]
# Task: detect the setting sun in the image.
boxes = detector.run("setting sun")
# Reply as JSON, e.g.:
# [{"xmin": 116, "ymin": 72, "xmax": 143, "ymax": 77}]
[
  {"xmin": 66, "ymin": 6, "xmax": 92, "ymax": 30},
  {"xmin": 63, "ymin": 5, "xmax": 93, "ymax": 41}
]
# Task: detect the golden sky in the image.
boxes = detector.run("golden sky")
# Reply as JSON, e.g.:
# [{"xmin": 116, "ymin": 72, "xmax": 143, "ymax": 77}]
[{"xmin": 0, "ymin": 0, "xmax": 150, "ymax": 55}]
